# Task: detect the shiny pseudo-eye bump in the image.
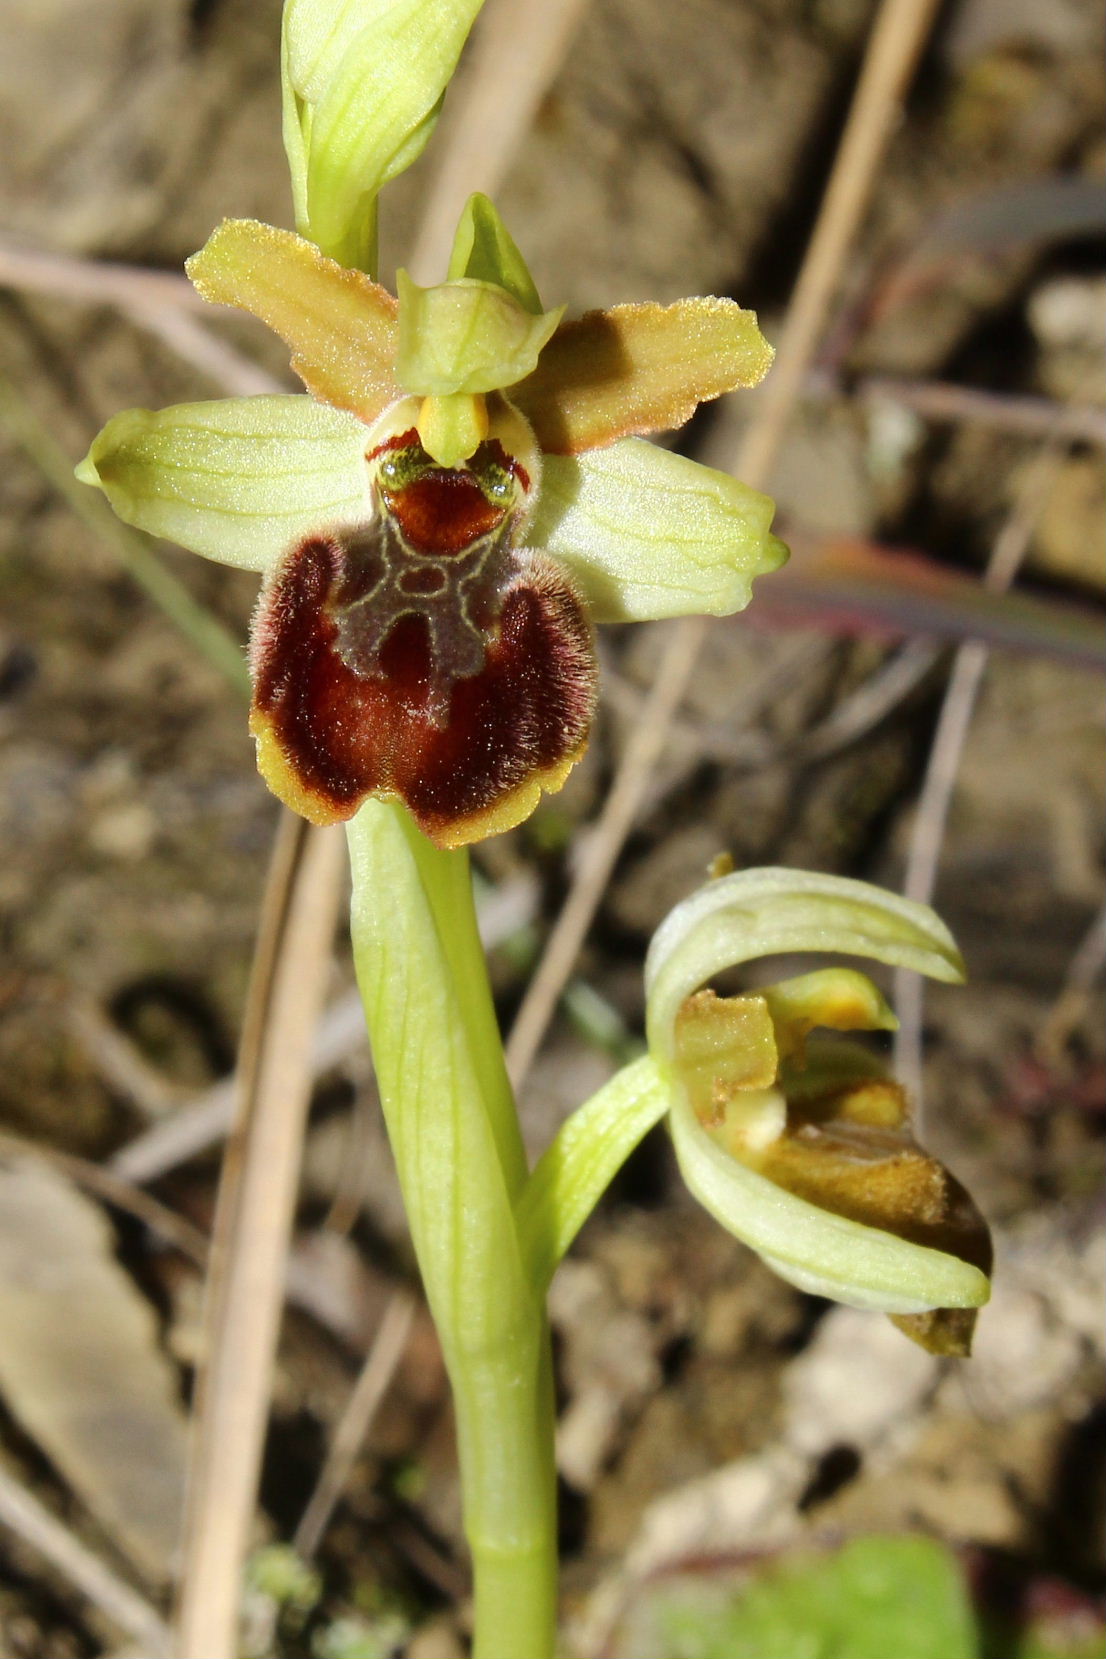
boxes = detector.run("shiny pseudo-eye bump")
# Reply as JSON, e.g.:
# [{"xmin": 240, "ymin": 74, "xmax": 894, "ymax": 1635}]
[{"xmin": 248, "ymin": 396, "xmax": 597, "ymax": 848}]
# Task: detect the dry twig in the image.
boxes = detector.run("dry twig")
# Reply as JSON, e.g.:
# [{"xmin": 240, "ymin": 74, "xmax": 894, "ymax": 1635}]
[
  {"xmin": 293, "ymin": 1290, "xmax": 418, "ymax": 1560},
  {"xmin": 505, "ymin": 0, "xmax": 946, "ymax": 1084},
  {"xmin": 0, "ymin": 1130, "xmax": 207, "ymax": 1269},
  {"xmin": 408, "ymin": 0, "xmax": 592, "ymax": 281},
  {"xmin": 67, "ymin": 998, "xmax": 186, "ymax": 1123},
  {"xmin": 0, "ymin": 235, "xmax": 283, "ymax": 399},
  {"xmin": 1037, "ymin": 901, "xmax": 1106, "ymax": 1062},
  {"xmin": 173, "ymin": 815, "xmax": 347, "ymax": 1659},
  {"xmin": 892, "ymin": 439, "xmax": 1072, "ymax": 1114},
  {"xmin": 0, "ymin": 1464, "xmax": 172, "ymax": 1656},
  {"xmin": 856, "ymin": 375, "xmax": 1106, "ymax": 448}
]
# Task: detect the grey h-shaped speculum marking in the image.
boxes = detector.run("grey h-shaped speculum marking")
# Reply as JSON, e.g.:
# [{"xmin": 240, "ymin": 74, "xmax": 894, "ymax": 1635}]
[{"xmin": 331, "ymin": 506, "xmax": 522, "ymax": 724}]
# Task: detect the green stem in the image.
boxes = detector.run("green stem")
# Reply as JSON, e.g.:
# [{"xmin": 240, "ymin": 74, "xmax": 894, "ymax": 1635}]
[
  {"xmin": 517, "ymin": 1055, "xmax": 670, "ymax": 1292},
  {"xmin": 347, "ymin": 799, "xmax": 556, "ymax": 1659}
]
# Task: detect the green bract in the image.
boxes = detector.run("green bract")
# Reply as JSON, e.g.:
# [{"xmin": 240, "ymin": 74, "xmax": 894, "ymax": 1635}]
[{"xmin": 281, "ymin": 0, "xmax": 485, "ymax": 271}]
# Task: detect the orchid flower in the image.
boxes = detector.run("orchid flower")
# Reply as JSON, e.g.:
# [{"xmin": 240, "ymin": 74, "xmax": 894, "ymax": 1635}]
[
  {"xmin": 520, "ymin": 867, "xmax": 991, "ymax": 1357},
  {"xmin": 77, "ymin": 196, "xmax": 785, "ymax": 847}
]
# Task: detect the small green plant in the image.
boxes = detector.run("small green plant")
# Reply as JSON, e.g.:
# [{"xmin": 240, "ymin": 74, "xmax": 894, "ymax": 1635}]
[
  {"xmin": 633, "ymin": 1535, "xmax": 979, "ymax": 1659},
  {"xmin": 78, "ymin": 3, "xmax": 991, "ymax": 1653}
]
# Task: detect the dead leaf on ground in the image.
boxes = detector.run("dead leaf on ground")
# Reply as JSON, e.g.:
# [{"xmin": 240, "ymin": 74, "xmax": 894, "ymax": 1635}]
[{"xmin": 0, "ymin": 1157, "xmax": 188, "ymax": 1583}]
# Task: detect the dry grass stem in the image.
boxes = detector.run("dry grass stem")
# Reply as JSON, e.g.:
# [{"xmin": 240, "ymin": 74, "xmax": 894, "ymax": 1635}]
[
  {"xmin": 857, "ymin": 375, "xmax": 1106, "ymax": 447},
  {"xmin": 893, "ymin": 438, "xmax": 1073, "ymax": 1112},
  {"xmin": 68, "ymin": 998, "xmax": 186, "ymax": 1122},
  {"xmin": 108, "ymin": 992, "xmax": 365, "ymax": 1186},
  {"xmin": 506, "ymin": 614, "xmax": 707, "ymax": 1083},
  {"xmin": 505, "ymin": 0, "xmax": 945, "ymax": 1085},
  {"xmin": 0, "ymin": 1122, "xmax": 404, "ymax": 1352},
  {"xmin": 0, "ymin": 236, "xmax": 283, "ymax": 398},
  {"xmin": 409, "ymin": 0, "xmax": 592, "ymax": 282},
  {"xmin": 173, "ymin": 815, "xmax": 347, "ymax": 1659},
  {"xmin": 794, "ymin": 638, "xmax": 941, "ymax": 764},
  {"xmin": 0, "ymin": 1464, "xmax": 172, "ymax": 1656},
  {"xmin": 736, "ymin": 0, "xmax": 945, "ymax": 482},
  {"xmin": 1037, "ymin": 902, "xmax": 1106, "ymax": 1061},
  {"xmin": 293, "ymin": 1290, "xmax": 418, "ymax": 1560},
  {"xmin": 125, "ymin": 303, "xmax": 286, "ymax": 398},
  {"xmin": 0, "ymin": 237, "xmax": 201, "ymax": 309},
  {"xmin": 0, "ymin": 1130, "xmax": 208, "ymax": 1268}
]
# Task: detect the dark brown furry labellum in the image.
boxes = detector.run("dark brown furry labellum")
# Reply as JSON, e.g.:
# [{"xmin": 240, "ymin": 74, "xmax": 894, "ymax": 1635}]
[{"xmin": 248, "ymin": 432, "xmax": 596, "ymax": 847}]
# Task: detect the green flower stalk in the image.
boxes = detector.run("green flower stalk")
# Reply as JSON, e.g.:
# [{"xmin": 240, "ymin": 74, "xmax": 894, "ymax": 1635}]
[
  {"xmin": 348, "ymin": 802, "xmax": 559, "ymax": 1653},
  {"xmin": 75, "ymin": 2, "xmax": 989, "ymax": 1652}
]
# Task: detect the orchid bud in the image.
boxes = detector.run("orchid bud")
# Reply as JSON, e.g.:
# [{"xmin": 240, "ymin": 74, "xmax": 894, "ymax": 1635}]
[{"xmin": 281, "ymin": 0, "xmax": 485, "ymax": 271}]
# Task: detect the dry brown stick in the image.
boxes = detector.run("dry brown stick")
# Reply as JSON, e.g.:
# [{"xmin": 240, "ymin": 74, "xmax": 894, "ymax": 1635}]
[
  {"xmin": 892, "ymin": 439, "xmax": 1070, "ymax": 1114},
  {"xmin": 67, "ymin": 998, "xmax": 186, "ymax": 1122},
  {"xmin": 598, "ymin": 637, "xmax": 822, "ymax": 777},
  {"xmin": 108, "ymin": 992, "xmax": 365, "ymax": 1185},
  {"xmin": 126, "ymin": 303, "xmax": 285, "ymax": 398},
  {"xmin": 292, "ymin": 1289, "xmax": 418, "ymax": 1560},
  {"xmin": 0, "ymin": 1128, "xmax": 367, "ymax": 1343},
  {"xmin": 0, "ymin": 1464, "xmax": 172, "ymax": 1656},
  {"xmin": 0, "ymin": 1130, "xmax": 208, "ymax": 1268},
  {"xmin": 506, "ymin": 614, "xmax": 707, "ymax": 1087},
  {"xmin": 408, "ymin": 0, "xmax": 592, "ymax": 282},
  {"xmin": 173, "ymin": 814, "xmax": 347, "ymax": 1659},
  {"xmin": 793, "ymin": 638, "xmax": 941, "ymax": 764},
  {"xmin": 0, "ymin": 236, "xmax": 284, "ymax": 398},
  {"xmin": 0, "ymin": 237, "xmax": 202, "ymax": 309},
  {"xmin": 504, "ymin": 0, "xmax": 945, "ymax": 1085},
  {"xmin": 1037, "ymin": 901, "xmax": 1106, "ymax": 1061},
  {"xmin": 602, "ymin": 634, "xmax": 934, "ymax": 776},
  {"xmin": 856, "ymin": 375, "xmax": 1106, "ymax": 447},
  {"xmin": 0, "ymin": 1130, "xmax": 400, "ymax": 1356}
]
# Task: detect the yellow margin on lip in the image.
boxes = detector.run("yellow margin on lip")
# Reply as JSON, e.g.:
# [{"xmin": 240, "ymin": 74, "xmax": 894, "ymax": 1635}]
[{"xmin": 250, "ymin": 705, "xmax": 590, "ymax": 848}]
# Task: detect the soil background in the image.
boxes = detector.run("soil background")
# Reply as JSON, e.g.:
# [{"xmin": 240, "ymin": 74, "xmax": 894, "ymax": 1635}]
[{"xmin": 0, "ymin": 1, "xmax": 1103, "ymax": 1654}]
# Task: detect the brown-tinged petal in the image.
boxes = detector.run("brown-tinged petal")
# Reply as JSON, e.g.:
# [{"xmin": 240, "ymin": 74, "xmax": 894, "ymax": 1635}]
[
  {"xmin": 249, "ymin": 531, "xmax": 596, "ymax": 848},
  {"xmin": 186, "ymin": 219, "xmax": 400, "ymax": 424},
  {"xmin": 743, "ymin": 1060, "xmax": 993, "ymax": 1356},
  {"xmin": 674, "ymin": 990, "xmax": 781, "ymax": 1111},
  {"xmin": 648, "ymin": 867, "xmax": 988, "ymax": 1330},
  {"xmin": 510, "ymin": 298, "xmax": 774, "ymax": 455}
]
